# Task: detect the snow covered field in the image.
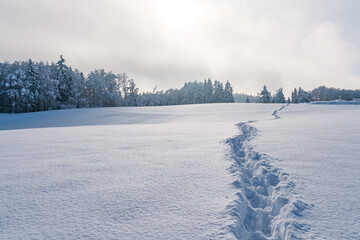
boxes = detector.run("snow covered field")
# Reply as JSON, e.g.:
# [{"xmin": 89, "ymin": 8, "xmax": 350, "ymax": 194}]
[
  {"xmin": 253, "ymin": 104, "xmax": 360, "ymax": 239},
  {"xmin": 1, "ymin": 103, "xmax": 359, "ymax": 239}
]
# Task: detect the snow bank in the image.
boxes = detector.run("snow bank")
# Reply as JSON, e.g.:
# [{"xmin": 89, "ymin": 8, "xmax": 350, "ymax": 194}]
[{"xmin": 311, "ymin": 99, "xmax": 360, "ymax": 105}]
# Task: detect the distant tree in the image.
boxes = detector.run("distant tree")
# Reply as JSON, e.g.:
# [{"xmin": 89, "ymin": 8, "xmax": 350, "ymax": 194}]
[
  {"xmin": 37, "ymin": 61, "xmax": 59, "ymax": 111},
  {"xmin": 213, "ymin": 80, "xmax": 224, "ymax": 103},
  {"xmin": 25, "ymin": 59, "xmax": 41, "ymax": 111},
  {"xmin": 291, "ymin": 87, "xmax": 312, "ymax": 103},
  {"xmin": 246, "ymin": 96, "xmax": 250, "ymax": 103},
  {"xmin": 54, "ymin": 55, "xmax": 72, "ymax": 104},
  {"xmin": 233, "ymin": 93, "xmax": 259, "ymax": 103},
  {"xmin": 309, "ymin": 86, "xmax": 360, "ymax": 101},
  {"xmin": 259, "ymin": 85, "xmax": 271, "ymax": 103},
  {"xmin": 291, "ymin": 88, "xmax": 299, "ymax": 103},
  {"xmin": 70, "ymin": 69, "xmax": 87, "ymax": 107},
  {"xmin": 274, "ymin": 88, "xmax": 286, "ymax": 103},
  {"xmin": 224, "ymin": 81, "xmax": 234, "ymax": 103},
  {"xmin": 204, "ymin": 78, "xmax": 214, "ymax": 103},
  {"xmin": 86, "ymin": 69, "xmax": 122, "ymax": 107},
  {"xmin": 298, "ymin": 87, "xmax": 312, "ymax": 103}
]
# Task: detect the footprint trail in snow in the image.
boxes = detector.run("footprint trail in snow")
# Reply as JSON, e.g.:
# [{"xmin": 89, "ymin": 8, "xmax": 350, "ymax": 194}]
[{"xmin": 226, "ymin": 105, "xmax": 312, "ymax": 239}]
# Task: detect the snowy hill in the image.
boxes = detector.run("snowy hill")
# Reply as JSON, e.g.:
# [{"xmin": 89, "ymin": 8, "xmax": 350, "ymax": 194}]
[{"xmin": 1, "ymin": 103, "xmax": 359, "ymax": 239}]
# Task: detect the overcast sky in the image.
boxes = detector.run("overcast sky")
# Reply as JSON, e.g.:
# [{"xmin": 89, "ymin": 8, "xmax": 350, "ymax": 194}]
[{"xmin": 0, "ymin": 0, "xmax": 359, "ymax": 94}]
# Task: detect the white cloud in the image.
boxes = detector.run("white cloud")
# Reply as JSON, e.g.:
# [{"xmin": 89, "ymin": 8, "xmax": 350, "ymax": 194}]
[{"xmin": 0, "ymin": 0, "xmax": 359, "ymax": 95}]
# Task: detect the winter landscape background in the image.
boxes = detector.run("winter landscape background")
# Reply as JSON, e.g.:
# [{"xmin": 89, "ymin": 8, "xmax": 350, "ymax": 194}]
[
  {"xmin": 1, "ymin": 103, "xmax": 360, "ymax": 239},
  {"xmin": 1, "ymin": 0, "xmax": 360, "ymax": 239}
]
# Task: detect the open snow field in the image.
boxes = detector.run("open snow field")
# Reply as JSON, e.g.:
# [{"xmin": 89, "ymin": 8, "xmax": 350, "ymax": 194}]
[
  {"xmin": 0, "ymin": 104, "xmax": 278, "ymax": 239},
  {"xmin": 253, "ymin": 104, "xmax": 360, "ymax": 239},
  {"xmin": 1, "ymin": 103, "xmax": 359, "ymax": 239}
]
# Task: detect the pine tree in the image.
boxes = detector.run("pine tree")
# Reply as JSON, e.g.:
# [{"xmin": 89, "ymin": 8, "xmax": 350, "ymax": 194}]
[
  {"xmin": 204, "ymin": 78, "xmax": 213, "ymax": 103},
  {"xmin": 213, "ymin": 80, "xmax": 224, "ymax": 103},
  {"xmin": 54, "ymin": 55, "xmax": 72, "ymax": 105},
  {"xmin": 25, "ymin": 59, "xmax": 41, "ymax": 111},
  {"xmin": 291, "ymin": 88, "xmax": 299, "ymax": 103},
  {"xmin": 224, "ymin": 81, "xmax": 234, "ymax": 103},
  {"xmin": 298, "ymin": 87, "xmax": 312, "ymax": 103},
  {"xmin": 274, "ymin": 88, "xmax": 286, "ymax": 103},
  {"xmin": 259, "ymin": 85, "xmax": 271, "ymax": 103}
]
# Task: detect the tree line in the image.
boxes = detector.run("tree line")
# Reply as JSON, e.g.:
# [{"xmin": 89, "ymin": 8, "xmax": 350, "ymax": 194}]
[
  {"xmin": 139, "ymin": 79, "xmax": 234, "ymax": 106},
  {"xmin": 235, "ymin": 85, "xmax": 360, "ymax": 103},
  {"xmin": 0, "ymin": 56, "xmax": 234, "ymax": 113}
]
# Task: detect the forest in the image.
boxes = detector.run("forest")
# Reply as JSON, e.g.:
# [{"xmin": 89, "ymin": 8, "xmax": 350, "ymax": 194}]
[
  {"xmin": 236, "ymin": 85, "xmax": 360, "ymax": 103},
  {"xmin": 1, "ymin": 56, "xmax": 359, "ymax": 113},
  {"xmin": 0, "ymin": 56, "xmax": 234, "ymax": 113}
]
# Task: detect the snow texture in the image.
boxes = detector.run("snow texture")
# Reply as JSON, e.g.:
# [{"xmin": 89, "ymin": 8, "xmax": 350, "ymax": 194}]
[
  {"xmin": 0, "ymin": 104, "xmax": 279, "ymax": 239},
  {"xmin": 1, "ymin": 103, "xmax": 358, "ymax": 239},
  {"xmin": 253, "ymin": 104, "xmax": 360, "ymax": 239}
]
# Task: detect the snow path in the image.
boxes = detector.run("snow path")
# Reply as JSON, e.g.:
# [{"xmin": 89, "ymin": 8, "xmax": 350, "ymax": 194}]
[
  {"xmin": 252, "ymin": 104, "xmax": 360, "ymax": 239},
  {"xmin": 271, "ymin": 104, "xmax": 287, "ymax": 120},
  {"xmin": 227, "ymin": 105, "xmax": 311, "ymax": 239}
]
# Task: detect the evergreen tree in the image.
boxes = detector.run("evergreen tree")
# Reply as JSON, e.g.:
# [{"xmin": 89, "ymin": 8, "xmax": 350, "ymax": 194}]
[
  {"xmin": 274, "ymin": 88, "xmax": 286, "ymax": 103},
  {"xmin": 298, "ymin": 87, "xmax": 312, "ymax": 103},
  {"xmin": 224, "ymin": 81, "xmax": 234, "ymax": 103},
  {"xmin": 25, "ymin": 59, "xmax": 41, "ymax": 111},
  {"xmin": 37, "ymin": 61, "xmax": 59, "ymax": 111},
  {"xmin": 213, "ymin": 80, "xmax": 224, "ymax": 103},
  {"xmin": 70, "ymin": 69, "xmax": 87, "ymax": 107},
  {"xmin": 204, "ymin": 78, "xmax": 213, "ymax": 103},
  {"xmin": 291, "ymin": 88, "xmax": 299, "ymax": 103},
  {"xmin": 54, "ymin": 55, "xmax": 72, "ymax": 104},
  {"xmin": 259, "ymin": 85, "xmax": 271, "ymax": 103}
]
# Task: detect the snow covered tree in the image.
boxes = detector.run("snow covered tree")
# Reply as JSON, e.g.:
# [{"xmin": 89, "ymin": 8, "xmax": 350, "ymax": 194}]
[
  {"xmin": 204, "ymin": 78, "xmax": 214, "ymax": 103},
  {"xmin": 259, "ymin": 85, "xmax": 271, "ymax": 103},
  {"xmin": 291, "ymin": 88, "xmax": 299, "ymax": 103},
  {"xmin": 37, "ymin": 61, "xmax": 59, "ymax": 111},
  {"xmin": 86, "ymin": 69, "xmax": 121, "ymax": 107},
  {"xmin": 54, "ymin": 55, "xmax": 72, "ymax": 105},
  {"xmin": 298, "ymin": 87, "xmax": 312, "ymax": 103},
  {"xmin": 213, "ymin": 81, "xmax": 224, "ymax": 103},
  {"xmin": 119, "ymin": 72, "xmax": 141, "ymax": 106},
  {"xmin": 127, "ymin": 78, "xmax": 139, "ymax": 106},
  {"xmin": 194, "ymin": 85, "xmax": 205, "ymax": 104},
  {"xmin": 224, "ymin": 81, "xmax": 234, "ymax": 103},
  {"xmin": 24, "ymin": 59, "xmax": 41, "ymax": 111},
  {"xmin": 70, "ymin": 68, "xmax": 87, "ymax": 107},
  {"xmin": 291, "ymin": 87, "xmax": 312, "ymax": 103},
  {"xmin": 4, "ymin": 62, "xmax": 27, "ymax": 113},
  {"xmin": 274, "ymin": 88, "xmax": 286, "ymax": 103},
  {"xmin": 0, "ymin": 62, "xmax": 12, "ymax": 112}
]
